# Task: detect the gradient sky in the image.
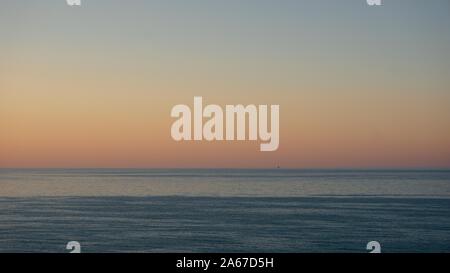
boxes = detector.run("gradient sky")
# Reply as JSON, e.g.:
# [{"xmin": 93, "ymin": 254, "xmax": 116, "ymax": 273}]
[{"xmin": 1, "ymin": 0, "xmax": 450, "ymax": 168}]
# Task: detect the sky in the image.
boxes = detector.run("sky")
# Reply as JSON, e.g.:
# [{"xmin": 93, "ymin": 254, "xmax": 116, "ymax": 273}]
[{"xmin": 1, "ymin": 0, "xmax": 450, "ymax": 168}]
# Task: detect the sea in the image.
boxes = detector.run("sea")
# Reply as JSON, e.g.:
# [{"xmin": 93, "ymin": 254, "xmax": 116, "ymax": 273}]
[{"xmin": 0, "ymin": 169, "xmax": 449, "ymax": 253}]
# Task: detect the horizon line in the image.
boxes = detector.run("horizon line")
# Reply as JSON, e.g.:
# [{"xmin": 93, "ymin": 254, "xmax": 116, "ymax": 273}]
[{"xmin": 1, "ymin": 167, "xmax": 450, "ymax": 171}]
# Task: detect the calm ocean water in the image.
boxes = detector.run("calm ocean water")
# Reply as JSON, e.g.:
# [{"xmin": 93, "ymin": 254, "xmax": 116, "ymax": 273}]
[{"xmin": 0, "ymin": 169, "xmax": 449, "ymax": 252}]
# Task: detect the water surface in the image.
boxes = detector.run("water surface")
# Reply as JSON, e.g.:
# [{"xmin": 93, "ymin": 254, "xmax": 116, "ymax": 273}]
[{"xmin": 0, "ymin": 169, "xmax": 449, "ymax": 252}]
